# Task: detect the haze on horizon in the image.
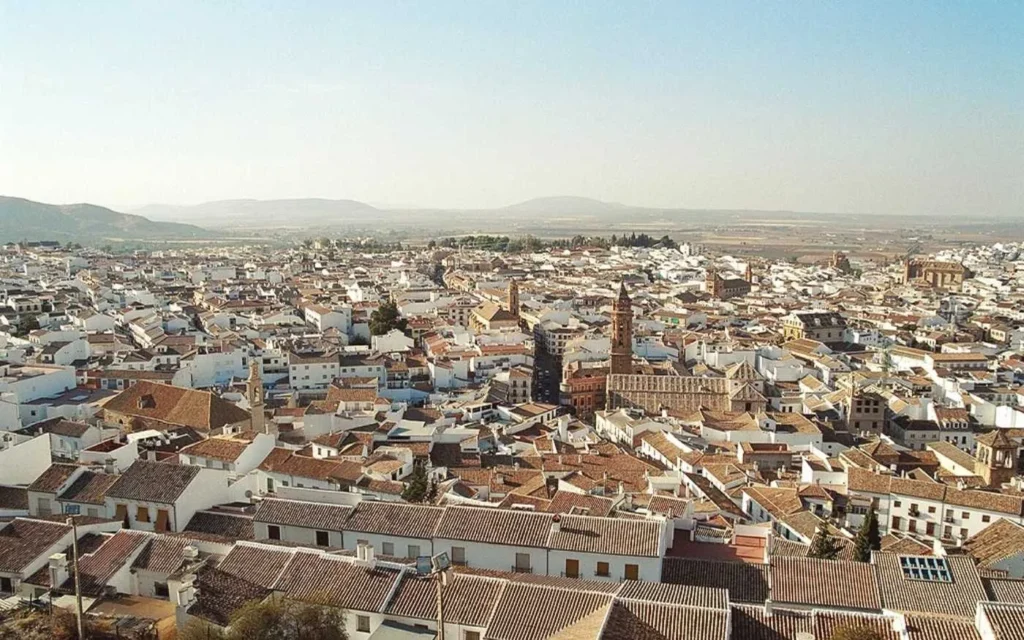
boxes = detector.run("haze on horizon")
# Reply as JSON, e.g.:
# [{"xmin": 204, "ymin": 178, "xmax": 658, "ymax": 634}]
[{"xmin": 1, "ymin": 1, "xmax": 1022, "ymax": 218}]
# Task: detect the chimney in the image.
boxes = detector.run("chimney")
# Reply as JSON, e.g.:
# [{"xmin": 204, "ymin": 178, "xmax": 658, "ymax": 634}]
[
  {"xmin": 176, "ymin": 575, "xmax": 198, "ymax": 607},
  {"xmin": 355, "ymin": 543, "xmax": 377, "ymax": 570},
  {"xmin": 48, "ymin": 553, "xmax": 69, "ymax": 590},
  {"xmin": 551, "ymin": 514, "xmax": 561, "ymax": 533},
  {"xmin": 183, "ymin": 545, "xmax": 200, "ymax": 563},
  {"xmin": 763, "ymin": 598, "xmax": 773, "ymax": 618}
]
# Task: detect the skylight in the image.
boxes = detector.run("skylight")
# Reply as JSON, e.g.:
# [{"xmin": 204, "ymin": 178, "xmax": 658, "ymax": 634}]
[{"xmin": 899, "ymin": 555, "xmax": 952, "ymax": 583}]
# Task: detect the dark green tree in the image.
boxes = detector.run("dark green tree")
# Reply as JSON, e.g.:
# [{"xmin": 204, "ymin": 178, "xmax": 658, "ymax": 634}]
[
  {"xmin": 369, "ymin": 300, "xmax": 408, "ymax": 336},
  {"xmin": 180, "ymin": 596, "xmax": 348, "ymax": 640},
  {"xmin": 401, "ymin": 465, "xmax": 429, "ymax": 503},
  {"xmin": 853, "ymin": 508, "xmax": 881, "ymax": 562},
  {"xmin": 15, "ymin": 315, "xmax": 40, "ymax": 337},
  {"xmin": 808, "ymin": 527, "xmax": 843, "ymax": 560},
  {"xmin": 830, "ymin": 626, "xmax": 886, "ymax": 640}
]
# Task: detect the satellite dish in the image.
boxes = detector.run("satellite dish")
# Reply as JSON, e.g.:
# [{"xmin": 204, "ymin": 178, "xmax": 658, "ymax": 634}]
[{"xmin": 244, "ymin": 490, "xmax": 253, "ymax": 499}]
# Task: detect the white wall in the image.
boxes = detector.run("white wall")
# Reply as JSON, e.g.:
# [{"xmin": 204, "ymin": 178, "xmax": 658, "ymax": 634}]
[{"xmin": 0, "ymin": 434, "xmax": 53, "ymax": 484}]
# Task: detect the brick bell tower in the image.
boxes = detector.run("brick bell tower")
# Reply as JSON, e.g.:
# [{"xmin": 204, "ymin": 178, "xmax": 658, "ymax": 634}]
[{"xmin": 610, "ymin": 282, "xmax": 633, "ymax": 375}]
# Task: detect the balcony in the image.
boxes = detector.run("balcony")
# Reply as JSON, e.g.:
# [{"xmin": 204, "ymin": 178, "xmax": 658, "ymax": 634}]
[{"xmin": 511, "ymin": 565, "xmax": 533, "ymax": 574}]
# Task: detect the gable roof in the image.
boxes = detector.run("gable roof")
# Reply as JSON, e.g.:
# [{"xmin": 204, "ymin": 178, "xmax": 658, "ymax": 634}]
[{"xmin": 106, "ymin": 460, "xmax": 201, "ymax": 504}]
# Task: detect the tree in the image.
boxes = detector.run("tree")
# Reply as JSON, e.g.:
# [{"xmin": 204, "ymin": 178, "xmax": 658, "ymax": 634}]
[
  {"xmin": 831, "ymin": 626, "xmax": 887, "ymax": 640},
  {"xmin": 368, "ymin": 300, "xmax": 407, "ymax": 336},
  {"xmin": 853, "ymin": 508, "xmax": 881, "ymax": 562},
  {"xmin": 14, "ymin": 315, "xmax": 39, "ymax": 337},
  {"xmin": 402, "ymin": 465, "xmax": 429, "ymax": 503},
  {"xmin": 179, "ymin": 597, "xmax": 348, "ymax": 640},
  {"xmin": 808, "ymin": 527, "xmax": 843, "ymax": 560}
]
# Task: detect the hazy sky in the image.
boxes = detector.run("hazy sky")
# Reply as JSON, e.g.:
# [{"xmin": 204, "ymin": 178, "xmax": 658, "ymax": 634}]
[{"xmin": 1, "ymin": 2, "xmax": 1022, "ymax": 216}]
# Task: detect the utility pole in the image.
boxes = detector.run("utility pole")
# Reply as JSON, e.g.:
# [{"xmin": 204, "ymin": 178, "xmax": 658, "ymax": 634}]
[{"xmin": 67, "ymin": 517, "xmax": 85, "ymax": 640}]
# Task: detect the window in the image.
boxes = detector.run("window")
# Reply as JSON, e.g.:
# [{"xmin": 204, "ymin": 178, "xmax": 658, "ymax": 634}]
[
  {"xmin": 0, "ymin": 577, "xmax": 12, "ymax": 594},
  {"xmin": 356, "ymin": 615, "xmax": 370, "ymax": 633},
  {"xmin": 962, "ymin": 512, "xmax": 969, "ymax": 519},
  {"xmin": 564, "ymin": 558, "xmax": 580, "ymax": 579},
  {"xmin": 408, "ymin": 545, "xmax": 420, "ymax": 559},
  {"xmin": 624, "ymin": 564, "xmax": 639, "ymax": 581},
  {"xmin": 451, "ymin": 546, "xmax": 467, "ymax": 565},
  {"xmin": 596, "ymin": 562, "xmax": 610, "ymax": 577},
  {"xmin": 892, "ymin": 516, "xmax": 902, "ymax": 531},
  {"xmin": 464, "ymin": 632, "xmax": 481, "ymax": 640},
  {"xmin": 928, "ymin": 506, "xmax": 936, "ymax": 514},
  {"xmin": 268, "ymin": 525, "xmax": 281, "ymax": 541},
  {"xmin": 316, "ymin": 531, "xmax": 329, "ymax": 547},
  {"xmin": 154, "ymin": 582, "xmax": 170, "ymax": 598},
  {"xmin": 894, "ymin": 501, "xmax": 902, "ymax": 508},
  {"xmin": 982, "ymin": 515, "xmax": 991, "ymax": 523},
  {"xmin": 137, "ymin": 506, "xmax": 151, "ymax": 523},
  {"xmin": 515, "ymin": 553, "xmax": 531, "ymax": 573},
  {"xmin": 381, "ymin": 542, "xmax": 394, "ymax": 556},
  {"xmin": 37, "ymin": 497, "xmax": 51, "ymax": 516}
]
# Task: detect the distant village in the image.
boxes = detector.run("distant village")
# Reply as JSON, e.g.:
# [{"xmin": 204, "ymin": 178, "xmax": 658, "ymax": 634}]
[{"xmin": 0, "ymin": 237, "xmax": 1023, "ymax": 640}]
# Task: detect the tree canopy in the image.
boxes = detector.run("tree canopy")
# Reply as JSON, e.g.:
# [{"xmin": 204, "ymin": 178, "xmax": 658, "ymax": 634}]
[
  {"xmin": 401, "ymin": 465, "xmax": 429, "ymax": 503},
  {"xmin": 853, "ymin": 508, "xmax": 881, "ymax": 562},
  {"xmin": 369, "ymin": 300, "xmax": 408, "ymax": 336},
  {"xmin": 831, "ymin": 625, "xmax": 887, "ymax": 640},
  {"xmin": 179, "ymin": 597, "xmax": 348, "ymax": 640},
  {"xmin": 808, "ymin": 528, "xmax": 843, "ymax": 560}
]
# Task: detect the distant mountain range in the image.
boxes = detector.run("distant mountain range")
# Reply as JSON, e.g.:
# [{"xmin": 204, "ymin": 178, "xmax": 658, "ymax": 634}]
[
  {"xmin": 129, "ymin": 195, "xmax": 848, "ymax": 232},
  {"xmin": 0, "ymin": 196, "xmax": 208, "ymax": 243}
]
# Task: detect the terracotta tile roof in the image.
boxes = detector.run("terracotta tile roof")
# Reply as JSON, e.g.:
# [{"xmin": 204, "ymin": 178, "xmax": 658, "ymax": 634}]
[
  {"xmin": 65, "ymin": 530, "xmax": 150, "ymax": 595},
  {"xmin": 601, "ymin": 599, "xmax": 730, "ymax": 640},
  {"xmin": 103, "ymin": 380, "xmax": 251, "ymax": 432},
  {"xmin": 131, "ymin": 535, "xmax": 193, "ymax": 574},
  {"xmin": 435, "ymin": 506, "xmax": 553, "ymax": 548},
  {"xmin": 904, "ymin": 614, "xmax": 983, "ymax": 640},
  {"xmin": 484, "ymin": 582, "xmax": 613, "ymax": 640},
  {"xmin": 985, "ymin": 578, "xmax": 1024, "ymax": 604},
  {"xmin": 216, "ymin": 543, "xmax": 294, "ymax": 589},
  {"xmin": 771, "ymin": 556, "xmax": 881, "ymax": 611},
  {"xmin": 344, "ymin": 501, "xmax": 444, "ymax": 540},
  {"xmin": 273, "ymin": 550, "xmax": 403, "ymax": 611},
  {"xmin": 258, "ymin": 448, "xmax": 363, "ymax": 484},
  {"xmin": 188, "ymin": 565, "xmax": 272, "ymax": 627},
  {"xmin": 549, "ymin": 514, "xmax": 662, "ymax": 558},
  {"xmin": 661, "ymin": 557, "xmax": 770, "ymax": 603},
  {"xmin": 874, "ymin": 552, "xmax": 986, "ymax": 618},
  {"xmin": 183, "ymin": 510, "xmax": 254, "ymax": 541},
  {"xmin": 977, "ymin": 603, "xmax": 1024, "ymax": 640},
  {"xmin": 27, "ymin": 463, "xmax": 80, "ymax": 494},
  {"xmin": 729, "ymin": 604, "xmax": 812, "ymax": 640},
  {"xmin": 617, "ymin": 580, "xmax": 729, "ymax": 610},
  {"xmin": 179, "ymin": 437, "xmax": 249, "ymax": 462},
  {"xmin": 59, "ymin": 470, "xmax": 118, "ymax": 505},
  {"xmin": 254, "ymin": 498, "xmax": 353, "ymax": 532},
  {"xmin": 106, "ymin": 460, "xmax": 201, "ymax": 504},
  {"xmin": 0, "ymin": 486, "xmax": 28, "ymax": 511},
  {"xmin": 945, "ymin": 488, "xmax": 1024, "ymax": 517},
  {"xmin": 0, "ymin": 518, "xmax": 71, "ymax": 573},
  {"xmin": 963, "ymin": 518, "xmax": 1024, "ymax": 570},
  {"xmin": 386, "ymin": 572, "xmax": 505, "ymax": 626},
  {"xmin": 546, "ymin": 491, "xmax": 614, "ymax": 517}
]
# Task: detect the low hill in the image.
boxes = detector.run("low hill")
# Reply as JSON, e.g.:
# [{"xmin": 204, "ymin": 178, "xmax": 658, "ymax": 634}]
[{"xmin": 0, "ymin": 196, "xmax": 208, "ymax": 243}]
